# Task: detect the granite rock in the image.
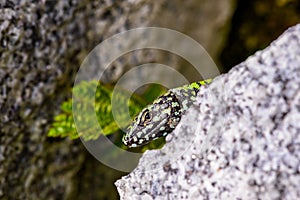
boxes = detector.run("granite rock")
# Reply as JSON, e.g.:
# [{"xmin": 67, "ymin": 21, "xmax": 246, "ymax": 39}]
[
  {"xmin": 0, "ymin": 1, "xmax": 160, "ymax": 199},
  {"xmin": 115, "ymin": 24, "xmax": 300, "ymax": 199}
]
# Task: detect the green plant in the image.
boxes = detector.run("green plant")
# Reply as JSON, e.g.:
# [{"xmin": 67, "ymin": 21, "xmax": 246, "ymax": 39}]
[{"xmin": 48, "ymin": 80, "xmax": 166, "ymax": 143}]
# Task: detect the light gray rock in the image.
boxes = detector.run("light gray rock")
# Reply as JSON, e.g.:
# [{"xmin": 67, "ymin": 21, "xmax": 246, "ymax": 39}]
[{"xmin": 115, "ymin": 24, "xmax": 300, "ymax": 199}]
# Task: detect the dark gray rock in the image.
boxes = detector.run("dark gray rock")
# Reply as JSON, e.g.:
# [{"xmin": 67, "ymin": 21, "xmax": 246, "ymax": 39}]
[
  {"xmin": 0, "ymin": 0, "xmax": 235, "ymax": 199},
  {"xmin": 0, "ymin": 1, "xmax": 158, "ymax": 199},
  {"xmin": 115, "ymin": 24, "xmax": 300, "ymax": 199}
]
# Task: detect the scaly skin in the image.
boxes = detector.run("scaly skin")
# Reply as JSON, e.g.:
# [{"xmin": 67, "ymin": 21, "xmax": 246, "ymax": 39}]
[{"xmin": 123, "ymin": 79, "xmax": 212, "ymax": 147}]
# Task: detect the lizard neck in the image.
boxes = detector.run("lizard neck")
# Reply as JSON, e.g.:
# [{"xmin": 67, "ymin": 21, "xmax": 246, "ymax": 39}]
[{"xmin": 170, "ymin": 80, "xmax": 211, "ymax": 113}]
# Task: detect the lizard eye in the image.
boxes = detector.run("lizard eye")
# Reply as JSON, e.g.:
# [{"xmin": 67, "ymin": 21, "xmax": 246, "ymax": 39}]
[
  {"xmin": 145, "ymin": 112, "xmax": 151, "ymax": 120},
  {"xmin": 141, "ymin": 109, "xmax": 152, "ymax": 125}
]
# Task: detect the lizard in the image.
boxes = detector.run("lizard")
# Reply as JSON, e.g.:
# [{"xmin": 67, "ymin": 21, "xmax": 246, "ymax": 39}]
[{"xmin": 123, "ymin": 79, "xmax": 212, "ymax": 147}]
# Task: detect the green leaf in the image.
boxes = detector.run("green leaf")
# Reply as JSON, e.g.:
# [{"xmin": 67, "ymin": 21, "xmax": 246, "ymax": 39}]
[{"xmin": 48, "ymin": 80, "xmax": 147, "ymax": 140}]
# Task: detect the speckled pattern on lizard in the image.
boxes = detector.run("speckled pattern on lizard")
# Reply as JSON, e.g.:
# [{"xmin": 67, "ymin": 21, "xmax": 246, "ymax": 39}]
[{"xmin": 123, "ymin": 79, "xmax": 212, "ymax": 147}]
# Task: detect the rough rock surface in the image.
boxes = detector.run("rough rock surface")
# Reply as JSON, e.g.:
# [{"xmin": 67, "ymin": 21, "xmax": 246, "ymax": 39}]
[
  {"xmin": 0, "ymin": 1, "xmax": 162, "ymax": 199},
  {"xmin": 0, "ymin": 1, "xmax": 235, "ymax": 199},
  {"xmin": 115, "ymin": 24, "xmax": 300, "ymax": 199}
]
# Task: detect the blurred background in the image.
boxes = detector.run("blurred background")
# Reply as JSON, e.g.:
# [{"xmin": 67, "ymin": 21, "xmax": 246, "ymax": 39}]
[{"xmin": 0, "ymin": 0, "xmax": 300, "ymax": 199}]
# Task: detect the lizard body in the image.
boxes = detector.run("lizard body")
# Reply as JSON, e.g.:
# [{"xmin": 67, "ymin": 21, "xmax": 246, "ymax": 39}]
[{"xmin": 123, "ymin": 79, "xmax": 212, "ymax": 147}]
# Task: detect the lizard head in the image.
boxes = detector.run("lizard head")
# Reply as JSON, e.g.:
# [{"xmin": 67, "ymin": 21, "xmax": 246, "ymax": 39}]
[{"xmin": 123, "ymin": 91, "xmax": 182, "ymax": 147}]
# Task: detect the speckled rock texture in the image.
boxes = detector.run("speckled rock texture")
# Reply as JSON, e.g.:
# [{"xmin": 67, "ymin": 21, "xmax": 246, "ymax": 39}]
[
  {"xmin": 0, "ymin": 0, "xmax": 235, "ymax": 199},
  {"xmin": 115, "ymin": 24, "xmax": 300, "ymax": 199},
  {"xmin": 0, "ymin": 1, "xmax": 159, "ymax": 199}
]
